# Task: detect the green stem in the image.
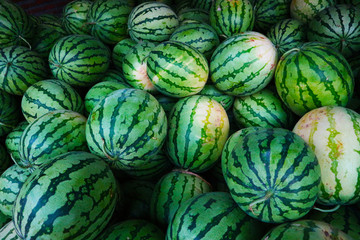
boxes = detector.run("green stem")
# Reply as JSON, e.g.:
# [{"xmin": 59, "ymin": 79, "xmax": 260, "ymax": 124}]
[
  {"xmin": 249, "ymin": 190, "xmax": 273, "ymax": 216},
  {"xmin": 18, "ymin": 35, "xmax": 32, "ymax": 50},
  {"xmin": 313, "ymin": 205, "xmax": 341, "ymax": 213}
]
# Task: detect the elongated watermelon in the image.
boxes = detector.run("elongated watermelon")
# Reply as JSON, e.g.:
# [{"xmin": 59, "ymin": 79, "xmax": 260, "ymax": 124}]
[
  {"xmin": 13, "ymin": 151, "xmax": 118, "ymax": 240},
  {"xmin": 225, "ymin": 128, "xmax": 321, "ymax": 223},
  {"xmin": 167, "ymin": 95, "xmax": 229, "ymax": 172},
  {"xmin": 62, "ymin": 0, "xmax": 92, "ymax": 35},
  {"xmin": 275, "ymin": 42, "xmax": 354, "ymax": 116},
  {"xmin": 0, "ymin": 89, "xmax": 20, "ymax": 137},
  {"xmin": 49, "ymin": 34, "xmax": 111, "ymax": 87},
  {"xmin": 293, "ymin": 106, "xmax": 360, "ymax": 206},
  {"xmin": 210, "ymin": 31, "xmax": 278, "ymax": 96}
]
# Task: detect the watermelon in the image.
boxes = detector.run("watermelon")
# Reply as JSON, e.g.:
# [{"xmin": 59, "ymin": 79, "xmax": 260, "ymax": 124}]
[
  {"xmin": 122, "ymin": 41, "xmax": 157, "ymax": 93},
  {"xmin": 87, "ymin": 0, "xmax": 132, "ymax": 45},
  {"xmin": 0, "ymin": 222, "xmax": 20, "ymax": 240},
  {"xmin": 209, "ymin": 0, "xmax": 254, "ymax": 38},
  {"xmin": 5, "ymin": 121, "xmax": 28, "ymax": 163},
  {"xmin": 199, "ymin": 84, "xmax": 235, "ymax": 111},
  {"xmin": 0, "ymin": 144, "xmax": 11, "ymax": 173},
  {"xmin": 169, "ymin": 21, "xmax": 220, "ymax": 59},
  {"xmin": 128, "ymin": 2, "xmax": 179, "ymax": 43},
  {"xmin": 190, "ymin": 0, "xmax": 212, "ymax": 11},
  {"xmin": 290, "ymin": 0, "xmax": 336, "ymax": 23},
  {"xmin": 177, "ymin": 8, "xmax": 209, "ymax": 24},
  {"xmin": 0, "ymin": 0, "xmax": 34, "ymax": 49},
  {"xmin": 112, "ymin": 38, "xmax": 137, "ymax": 72},
  {"xmin": 13, "ymin": 151, "xmax": 118, "ymax": 240},
  {"xmin": 49, "ymin": 34, "xmax": 111, "ymax": 87},
  {"xmin": 101, "ymin": 69, "xmax": 127, "ymax": 83},
  {"xmin": 266, "ymin": 18, "xmax": 306, "ymax": 56},
  {"xmin": 232, "ymin": 88, "xmax": 294, "ymax": 129},
  {"xmin": 150, "ymin": 169, "xmax": 212, "ymax": 226},
  {"xmin": 275, "ymin": 42, "xmax": 354, "ymax": 116},
  {"xmin": 37, "ymin": 14, "xmax": 60, "ymax": 25},
  {"xmin": 97, "ymin": 219, "xmax": 164, "ymax": 240},
  {"xmin": 225, "ymin": 128, "xmax": 321, "ymax": 223},
  {"xmin": 19, "ymin": 110, "xmax": 88, "ymax": 169},
  {"xmin": 252, "ymin": 0, "xmax": 291, "ymax": 33},
  {"xmin": 146, "ymin": 40, "xmax": 209, "ymax": 98},
  {"xmin": 21, "ymin": 79, "xmax": 84, "ymax": 123},
  {"xmin": 0, "ymin": 46, "xmax": 48, "ymax": 96},
  {"xmin": 167, "ymin": 95, "xmax": 229, "ymax": 172},
  {"xmin": 293, "ymin": 106, "xmax": 360, "ymax": 206},
  {"xmin": 0, "ymin": 164, "xmax": 31, "ymax": 217},
  {"xmin": 86, "ymin": 88, "xmax": 167, "ymax": 170},
  {"xmin": 210, "ymin": 31, "xmax": 278, "ymax": 97},
  {"xmin": 261, "ymin": 219, "xmax": 354, "ymax": 240},
  {"xmin": 166, "ymin": 192, "xmax": 265, "ymax": 240},
  {"xmin": 0, "ymin": 89, "xmax": 20, "ymax": 137},
  {"xmin": 62, "ymin": 0, "xmax": 92, "ymax": 35},
  {"xmin": 307, "ymin": 4, "xmax": 360, "ymax": 58}
]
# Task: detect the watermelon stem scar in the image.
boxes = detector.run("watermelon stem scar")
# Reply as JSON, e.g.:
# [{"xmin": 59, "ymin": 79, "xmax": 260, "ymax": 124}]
[
  {"xmin": 248, "ymin": 190, "xmax": 273, "ymax": 216},
  {"xmin": 313, "ymin": 204, "xmax": 340, "ymax": 213},
  {"xmin": 101, "ymin": 138, "xmax": 116, "ymax": 161}
]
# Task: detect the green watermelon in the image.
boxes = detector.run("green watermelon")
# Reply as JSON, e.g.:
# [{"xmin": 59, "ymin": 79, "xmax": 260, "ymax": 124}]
[
  {"xmin": 146, "ymin": 40, "xmax": 209, "ymax": 98},
  {"xmin": 307, "ymin": 4, "xmax": 360, "ymax": 58},
  {"xmin": 167, "ymin": 95, "xmax": 229, "ymax": 172},
  {"xmin": 49, "ymin": 34, "xmax": 111, "ymax": 87},
  {"xmin": 87, "ymin": 0, "xmax": 132, "ymax": 45},
  {"xmin": 190, "ymin": 0, "xmax": 212, "ymax": 11},
  {"xmin": 0, "ymin": 221, "xmax": 20, "ymax": 240},
  {"xmin": 290, "ymin": 0, "xmax": 336, "ymax": 23},
  {"xmin": 0, "ymin": 89, "xmax": 20, "ymax": 137},
  {"xmin": 19, "ymin": 110, "xmax": 88, "ymax": 169},
  {"xmin": 210, "ymin": 31, "xmax": 278, "ymax": 96},
  {"xmin": 225, "ymin": 128, "xmax": 321, "ymax": 223},
  {"xmin": 150, "ymin": 169, "xmax": 212, "ymax": 226},
  {"xmin": 86, "ymin": 88, "xmax": 167, "ymax": 170},
  {"xmin": 293, "ymin": 106, "xmax": 360, "ymax": 206},
  {"xmin": 0, "ymin": 164, "xmax": 31, "ymax": 217},
  {"xmin": 199, "ymin": 84, "xmax": 235, "ymax": 111},
  {"xmin": 13, "ymin": 151, "xmax": 118, "ymax": 240},
  {"xmin": 128, "ymin": 2, "xmax": 179, "ymax": 43},
  {"xmin": 177, "ymin": 8, "xmax": 209, "ymax": 24},
  {"xmin": 5, "ymin": 121, "xmax": 28, "ymax": 163},
  {"xmin": 275, "ymin": 42, "xmax": 354, "ymax": 116},
  {"xmin": 112, "ymin": 38, "xmax": 137, "ymax": 72},
  {"xmin": 21, "ymin": 79, "xmax": 84, "ymax": 123},
  {"xmin": 62, "ymin": 0, "xmax": 92, "ymax": 35},
  {"xmin": 166, "ymin": 192, "xmax": 265, "ymax": 240},
  {"xmin": 209, "ymin": 0, "xmax": 254, "ymax": 38},
  {"xmin": 0, "ymin": 46, "xmax": 48, "ymax": 95}
]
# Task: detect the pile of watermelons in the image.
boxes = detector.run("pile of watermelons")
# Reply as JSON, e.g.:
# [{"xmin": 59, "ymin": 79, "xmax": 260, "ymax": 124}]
[{"xmin": 0, "ymin": 0, "xmax": 360, "ymax": 239}]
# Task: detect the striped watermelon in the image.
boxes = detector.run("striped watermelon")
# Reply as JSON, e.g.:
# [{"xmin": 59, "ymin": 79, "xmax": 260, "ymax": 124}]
[
  {"xmin": 84, "ymin": 80, "xmax": 129, "ymax": 114},
  {"xmin": 170, "ymin": 21, "xmax": 220, "ymax": 59},
  {"xmin": 0, "ymin": 222, "xmax": 20, "ymax": 240},
  {"xmin": 128, "ymin": 2, "xmax": 179, "ymax": 43},
  {"xmin": 209, "ymin": 0, "xmax": 254, "ymax": 38},
  {"xmin": 307, "ymin": 206, "xmax": 360, "ymax": 239},
  {"xmin": 49, "ymin": 34, "xmax": 111, "ymax": 87},
  {"xmin": 167, "ymin": 95, "xmax": 229, "ymax": 172},
  {"xmin": 138, "ymin": 0, "xmax": 173, "ymax": 6},
  {"xmin": 150, "ymin": 169, "xmax": 212, "ymax": 226},
  {"xmin": 199, "ymin": 85, "xmax": 234, "ymax": 111},
  {"xmin": 0, "ymin": 144, "xmax": 11, "ymax": 173},
  {"xmin": 177, "ymin": 8, "xmax": 209, "ymax": 24},
  {"xmin": 262, "ymin": 220, "xmax": 353, "ymax": 240},
  {"xmin": 307, "ymin": 4, "xmax": 360, "ymax": 58},
  {"xmin": 0, "ymin": 164, "xmax": 31, "ymax": 217},
  {"xmin": 97, "ymin": 220, "xmax": 164, "ymax": 240},
  {"xmin": 112, "ymin": 38, "xmax": 137, "ymax": 72},
  {"xmin": 101, "ymin": 69, "xmax": 127, "ymax": 83},
  {"xmin": 210, "ymin": 31, "xmax": 278, "ymax": 97},
  {"xmin": 225, "ymin": 128, "xmax": 321, "ymax": 223},
  {"xmin": 232, "ymin": 88, "xmax": 294, "ymax": 129},
  {"xmin": 86, "ymin": 88, "xmax": 167, "ymax": 171},
  {"xmin": 37, "ymin": 14, "xmax": 60, "ymax": 25},
  {"xmin": 147, "ymin": 41, "xmax": 209, "ymax": 98},
  {"xmin": 62, "ymin": 0, "xmax": 92, "ymax": 35},
  {"xmin": 252, "ymin": 0, "xmax": 291, "ymax": 33},
  {"xmin": 275, "ymin": 42, "xmax": 354, "ymax": 116},
  {"xmin": 19, "ymin": 110, "xmax": 88, "ymax": 169},
  {"xmin": 190, "ymin": 0, "xmax": 212, "ymax": 11},
  {"xmin": 0, "ymin": 0, "xmax": 34, "ymax": 49},
  {"xmin": 21, "ymin": 79, "xmax": 84, "ymax": 123},
  {"xmin": 166, "ymin": 192, "xmax": 265, "ymax": 240},
  {"xmin": 0, "ymin": 89, "xmax": 20, "ymax": 137},
  {"xmin": 121, "ymin": 180, "xmax": 154, "ymax": 220},
  {"xmin": 0, "ymin": 46, "xmax": 48, "ymax": 96},
  {"xmin": 5, "ymin": 121, "xmax": 28, "ymax": 163},
  {"xmin": 290, "ymin": 0, "xmax": 336, "ymax": 23},
  {"xmin": 293, "ymin": 106, "xmax": 360, "ymax": 206},
  {"xmin": 122, "ymin": 41, "xmax": 157, "ymax": 93},
  {"xmin": 13, "ymin": 151, "xmax": 118, "ymax": 240},
  {"xmin": 266, "ymin": 18, "xmax": 306, "ymax": 56},
  {"xmin": 174, "ymin": 0, "xmax": 192, "ymax": 13},
  {"xmin": 87, "ymin": 0, "xmax": 132, "ymax": 45}
]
